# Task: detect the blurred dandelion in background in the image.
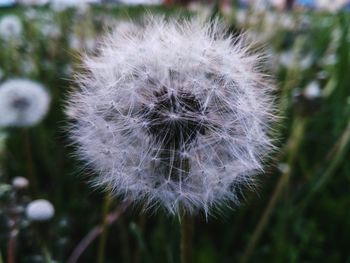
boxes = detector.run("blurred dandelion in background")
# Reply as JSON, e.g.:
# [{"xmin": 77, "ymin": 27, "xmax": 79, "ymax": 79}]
[
  {"xmin": 17, "ymin": 0, "xmax": 49, "ymax": 6},
  {"xmin": 67, "ymin": 17, "xmax": 276, "ymax": 215},
  {"xmin": 26, "ymin": 199, "xmax": 55, "ymax": 222},
  {"xmin": 0, "ymin": 79, "xmax": 50, "ymax": 128},
  {"xmin": 0, "ymin": 15, "xmax": 22, "ymax": 40},
  {"xmin": 11, "ymin": 176, "xmax": 29, "ymax": 190}
]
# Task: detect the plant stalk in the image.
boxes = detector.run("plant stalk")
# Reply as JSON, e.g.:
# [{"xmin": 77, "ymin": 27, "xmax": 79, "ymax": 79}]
[
  {"xmin": 240, "ymin": 117, "xmax": 307, "ymax": 263},
  {"xmin": 97, "ymin": 194, "xmax": 113, "ymax": 263},
  {"xmin": 180, "ymin": 211, "xmax": 193, "ymax": 263}
]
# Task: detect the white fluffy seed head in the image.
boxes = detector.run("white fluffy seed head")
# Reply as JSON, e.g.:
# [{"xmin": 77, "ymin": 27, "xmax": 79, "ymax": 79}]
[
  {"xmin": 304, "ymin": 81, "xmax": 321, "ymax": 99},
  {"xmin": 0, "ymin": 15, "xmax": 22, "ymax": 40},
  {"xmin": 67, "ymin": 17, "xmax": 277, "ymax": 216},
  {"xmin": 12, "ymin": 176, "xmax": 29, "ymax": 190},
  {"xmin": 0, "ymin": 79, "xmax": 51, "ymax": 128},
  {"xmin": 17, "ymin": 0, "xmax": 49, "ymax": 6},
  {"xmin": 26, "ymin": 199, "xmax": 55, "ymax": 221}
]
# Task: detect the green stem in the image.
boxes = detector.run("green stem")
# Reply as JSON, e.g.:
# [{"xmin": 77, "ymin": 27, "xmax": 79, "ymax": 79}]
[
  {"xmin": 23, "ymin": 130, "xmax": 38, "ymax": 197},
  {"xmin": 299, "ymin": 121, "xmax": 350, "ymax": 209},
  {"xmin": 119, "ymin": 218, "xmax": 130, "ymax": 263},
  {"xmin": 97, "ymin": 194, "xmax": 113, "ymax": 263},
  {"xmin": 180, "ymin": 211, "xmax": 193, "ymax": 263},
  {"xmin": 240, "ymin": 117, "xmax": 307, "ymax": 263},
  {"xmin": 42, "ymin": 244, "xmax": 53, "ymax": 263}
]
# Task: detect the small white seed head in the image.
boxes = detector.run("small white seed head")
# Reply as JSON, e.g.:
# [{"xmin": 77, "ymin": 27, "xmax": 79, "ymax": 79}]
[
  {"xmin": 304, "ymin": 81, "xmax": 321, "ymax": 100},
  {"xmin": 12, "ymin": 176, "xmax": 29, "ymax": 190},
  {"xmin": 0, "ymin": 15, "xmax": 22, "ymax": 40},
  {"xmin": 0, "ymin": 79, "xmax": 50, "ymax": 128},
  {"xmin": 26, "ymin": 199, "xmax": 55, "ymax": 221}
]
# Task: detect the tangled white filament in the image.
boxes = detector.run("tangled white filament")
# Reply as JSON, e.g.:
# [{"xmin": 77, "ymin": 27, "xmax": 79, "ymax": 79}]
[{"xmin": 67, "ymin": 17, "xmax": 276, "ymax": 215}]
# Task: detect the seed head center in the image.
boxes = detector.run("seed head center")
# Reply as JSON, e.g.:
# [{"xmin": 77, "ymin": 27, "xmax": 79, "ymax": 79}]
[{"xmin": 141, "ymin": 86, "xmax": 205, "ymax": 150}]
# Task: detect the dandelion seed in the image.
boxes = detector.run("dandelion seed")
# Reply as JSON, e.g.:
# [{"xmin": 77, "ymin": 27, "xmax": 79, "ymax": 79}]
[
  {"xmin": 26, "ymin": 199, "xmax": 55, "ymax": 221},
  {"xmin": 0, "ymin": 79, "xmax": 50, "ymax": 128},
  {"xmin": 67, "ymin": 17, "xmax": 276, "ymax": 215}
]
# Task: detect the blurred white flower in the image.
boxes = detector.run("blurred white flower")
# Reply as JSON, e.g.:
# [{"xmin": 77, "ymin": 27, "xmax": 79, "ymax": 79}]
[
  {"xmin": 279, "ymin": 51, "xmax": 312, "ymax": 70},
  {"xmin": 21, "ymin": 59, "xmax": 37, "ymax": 75},
  {"xmin": 304, "ymin": 81, "xmax": 321, "ymax": 99},
  {"xmin": 263, "ymin": 12, "xmax": 278, "ymax": 29},
  {"xmin": 250, "ymin": 0, "xmax": 269, "ymax": 11},
  {"xmin": 113, "ymin": 21, "xmax": 140, "ymax": 36},
  {"xmin": 317, "ymin": 70, "xmax": 328, "ymax": 80},
  {"xmin": 279, "ymin": 13, "xmax": 295, "ymax": 30},
  {"xmin": 277, "ymin": 163, "xmax": 290, "ymax": 174},
  {"xmin": 236, "ymin": 9, "xmax": 247, "ymax": 25},
  {"xmin": 0, "ymin": 15, "xmax": 22, "ymax": 40},
  {"xmin": 26, "ymin": 199, "xmax": 55, "ymax": 221},
  {"xmin": 51, "ymin": 0, "xmax": 99, "ymax": 11},
  {"xmin": 279, "ymin": 51, "xmax": 295, "ymax": 68},
  {"xmin": 40, "ymin": 23, "xmax": 61, "ymax": 38},
  {"xmin": 68, "ymin": 34, "xmax": 96, "ymax": 51},
  {"xmin": 118, "ymin": 0, "xmax": 161, "ymax": 5},
  {"xmin": 195, "ymin": 5, "xmax": 212, "ymax": 20},
  {"xmin": 17, "ymin": 0, "xmax": 49, "ymax": 5},
  {"xmin": 322, "ymin": 53, "xmax": 337, "ymax": 66},
  {"xmin": 268, "ymin": 0, "xmax": 285, "ymax": 9},
  {"xmin": 299, "ymin": 54, "xmax": 313, "ymax": 69},
  {"xmin": 12, "ymin": 176, "xmax": 29, "ymax": 190},
  {"xmin": 316, "ymin": 0, "xmax": 347, "ymax": 11},
  {"xmin": 0, "ymin": 79, "xmax": 50, "ymax": 128},
  {"xmin": 24, "ymin": 8, "xmax": 39, "ymax": 20},
  {"xmin": 67, "ymin": 17, "xmax": 276, "ymax": 215}
]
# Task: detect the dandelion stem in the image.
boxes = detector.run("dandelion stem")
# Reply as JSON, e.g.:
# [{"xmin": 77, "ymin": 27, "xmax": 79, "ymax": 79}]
[
  {"xmin": 7, "ymin": 228, "xmax": 17, "ymax": 263},
  {"xmin": 300, "ymin": 121, "xmax": 350, "ymax": 209},
  {"xmin": 240, "ymin": 117, "xmax": 307, "ymax": 263},
  {"xmin": 23, "ymin": 130, "xmax": 38, "ymax": 197},
  {"xmin": 180, "ymin": 211, "xmax": 193, "ymax": 263},
  {"xmin": 42, "ymin": 244, "xmax": 53, "ymax": 263},
  {"xmin": 119, "ymin": 218, "xmax": 131, "ymax": 263},
  {"xmin": 97, "ymin": 193, "xmax": 113, "ymax": 263},
  {"xmin": 67, "ymin": 199, "xmax": 130, "ymax": 263}
]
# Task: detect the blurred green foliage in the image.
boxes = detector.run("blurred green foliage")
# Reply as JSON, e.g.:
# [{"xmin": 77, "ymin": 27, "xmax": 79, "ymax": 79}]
[{"xmin": 0, "ymin": 4, "xmax": 349, "ymax": 263}]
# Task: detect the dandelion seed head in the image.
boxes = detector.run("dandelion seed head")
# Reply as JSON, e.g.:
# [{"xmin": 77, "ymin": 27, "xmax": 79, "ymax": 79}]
[
  {"xmin": 0, "ymin": 15, "xmax": 22, "ymax": 40},
  {"xmin": 67, "ymin": 17, "xmax": 276, "ymax": 215},
  {"xmin": 18, "ymin": 0, "xmax": 49, "ymax": 6},
  {"xmin": 0, "ymin": 79, "xmax": 50, "ymax": 128},
  {"xmin": 304, "ymin": 81, "xmax": 321, "ymax": 99},
  {"xmin": 12, "ymin": 176, "xmax": 29, "ymax": 190},
  {"xmin": 26, "ymin": 199, "xmax": 55, "ymax": 221}
]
